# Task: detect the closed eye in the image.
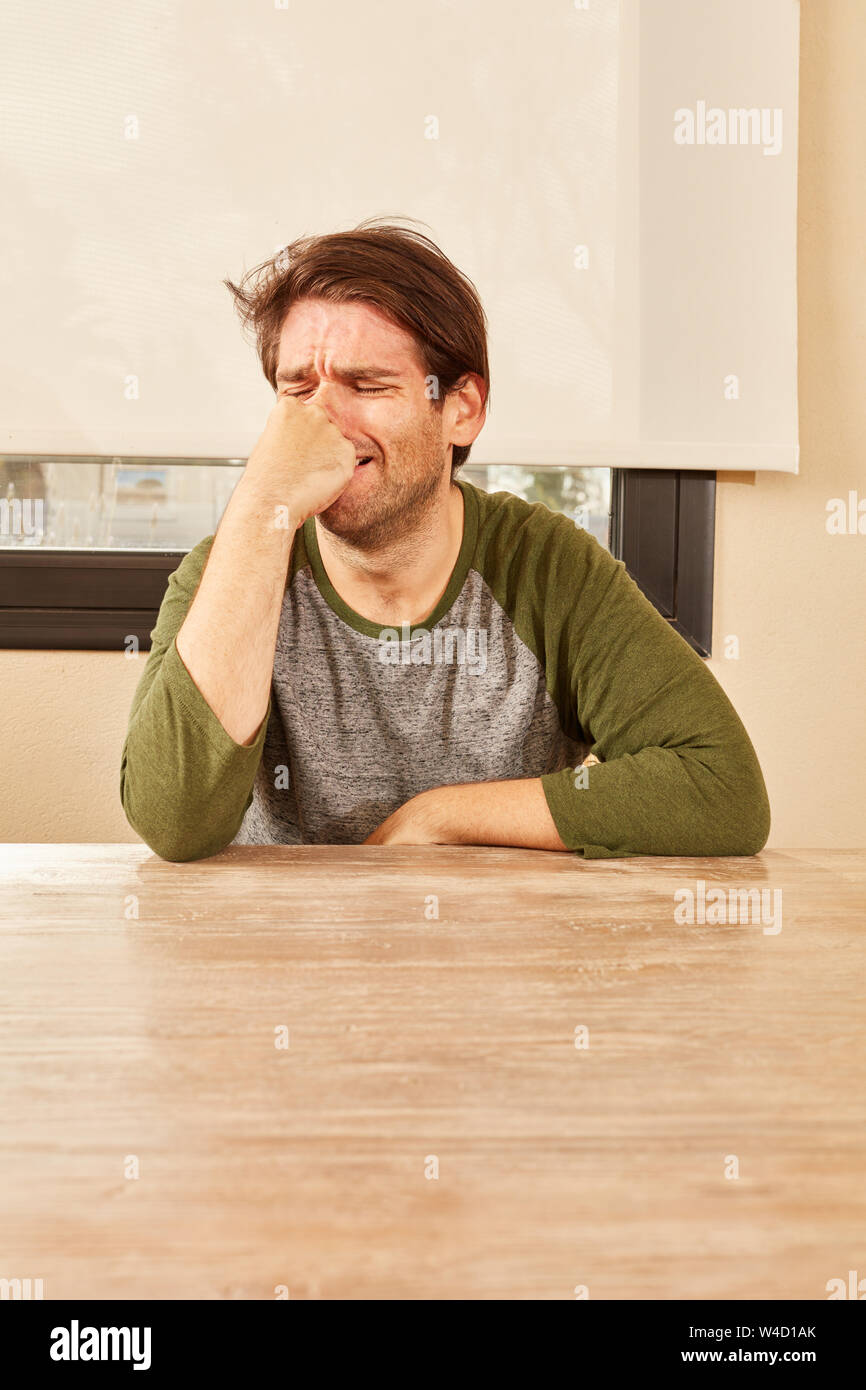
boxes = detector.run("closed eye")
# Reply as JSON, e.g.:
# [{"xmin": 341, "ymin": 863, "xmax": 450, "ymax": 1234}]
[{"xmin": 283, "ymin": 385, "xmax": 389, "ymax": 396}]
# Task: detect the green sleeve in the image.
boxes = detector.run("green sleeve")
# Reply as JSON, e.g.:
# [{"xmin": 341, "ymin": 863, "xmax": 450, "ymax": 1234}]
[
  {"xmin": 535, "ymin": 522, "xmax": 771, "ymax": 858},
  {"xmin": 119, "ymin": 537, "xmax": 270, "ymax": 862}
]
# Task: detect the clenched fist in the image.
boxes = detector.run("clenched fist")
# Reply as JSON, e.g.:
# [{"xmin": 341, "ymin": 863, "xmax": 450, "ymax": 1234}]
[{"xmin": 245, "ymin": 393, "xmax": 358, "ymax": 526}]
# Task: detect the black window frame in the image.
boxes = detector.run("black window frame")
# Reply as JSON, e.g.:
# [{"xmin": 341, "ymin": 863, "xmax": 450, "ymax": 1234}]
[
  {"xmin": 0, "ymin": 467, "xmax": 715, "ymax": 657},
  {"xmin": 610, "ymin": 468, "xmax": 716, "ymax": 657}
]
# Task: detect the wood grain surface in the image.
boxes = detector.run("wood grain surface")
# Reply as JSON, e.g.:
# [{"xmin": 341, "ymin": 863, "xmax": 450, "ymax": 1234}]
[{"xmin": 0, "ymin": 843, "xmax": 864, "ymax": 1301}]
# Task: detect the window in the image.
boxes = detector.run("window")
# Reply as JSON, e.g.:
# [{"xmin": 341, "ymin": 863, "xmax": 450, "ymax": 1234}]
[{"xmin": 0, "ymin": 458, "xmax": 714, "ymax": 656}]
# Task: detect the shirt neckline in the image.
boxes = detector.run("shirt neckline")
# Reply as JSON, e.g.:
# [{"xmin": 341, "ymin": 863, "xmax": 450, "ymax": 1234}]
[{"xmin": 301, "ymin": 477, "xmax": 479, "ymax": 640}]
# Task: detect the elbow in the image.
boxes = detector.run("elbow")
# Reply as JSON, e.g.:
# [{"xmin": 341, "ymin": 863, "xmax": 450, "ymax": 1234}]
[
  {"xmin": 733, "ymin": 750, "xmax": 772, "ymax": 855},
  {"xmin": 145, "ymin": 835, "xmax": 223, "ymax": 864},
  {"xmin": 717, "ymin": 815, "xmax": 770, "ymax": 858},
  {"xmin": 125, "ymin": 805, "xmax": 228, "ymax": 863},
  {"xmin": 735, "ymin": 796, "xmax": 771, "ymax": 856},
  {"xmin": 706, "ymin": 766, "xmax": 772, "ymax": 857},
  {"xmin": 127, "ymin": 819, "xmax": 228, "ymax": 864},
  {"xmin": 120, "ymin": 773, "xmax": 229, "ymax": 864}
]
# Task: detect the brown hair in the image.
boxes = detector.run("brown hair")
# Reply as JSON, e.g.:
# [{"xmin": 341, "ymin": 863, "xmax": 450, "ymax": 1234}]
[{"xmin": 223, "ymin": 216, "xmax": 490, "ymax": 477}]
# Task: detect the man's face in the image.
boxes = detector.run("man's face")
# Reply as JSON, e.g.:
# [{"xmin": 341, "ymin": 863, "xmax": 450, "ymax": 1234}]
[{"xmin": 274, "ymin": 297, "xmax": 452, "ymax": 548}]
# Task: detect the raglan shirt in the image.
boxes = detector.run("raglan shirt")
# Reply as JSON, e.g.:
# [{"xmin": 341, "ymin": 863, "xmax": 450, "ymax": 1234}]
[{"xmin": 120, "ymin": 478, "xmax": 771, "ymax": 862}]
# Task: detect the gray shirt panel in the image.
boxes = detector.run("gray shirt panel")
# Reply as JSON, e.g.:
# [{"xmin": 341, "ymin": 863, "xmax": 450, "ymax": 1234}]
[{"xmin": 232, "ymin": 563, "xmax": 584, "ymax": 846}]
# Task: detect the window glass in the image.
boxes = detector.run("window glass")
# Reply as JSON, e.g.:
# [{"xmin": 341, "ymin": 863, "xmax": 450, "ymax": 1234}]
[{"xmin": 0, "ymin": 458, "xmax": 611, "ymax": 552}]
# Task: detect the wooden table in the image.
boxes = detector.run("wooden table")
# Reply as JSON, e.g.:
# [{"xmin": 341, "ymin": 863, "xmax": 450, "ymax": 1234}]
[{"xmin": 1, "ymin": 844, "xmax": 864, "ymax": 1301}]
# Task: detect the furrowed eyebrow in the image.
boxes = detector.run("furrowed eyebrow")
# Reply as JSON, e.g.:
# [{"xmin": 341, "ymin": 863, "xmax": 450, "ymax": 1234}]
[{"xmin": 275, "ymin": 364, "xmax": 403, "ymax": 385}]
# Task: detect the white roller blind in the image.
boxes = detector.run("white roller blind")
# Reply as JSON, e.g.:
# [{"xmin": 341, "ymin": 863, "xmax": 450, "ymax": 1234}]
[{"xmin": 0, "ymin": 0, "xmax": 799, "ymax": 470}]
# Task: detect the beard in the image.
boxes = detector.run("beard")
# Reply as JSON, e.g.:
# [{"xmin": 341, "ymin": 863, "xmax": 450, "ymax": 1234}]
[{"xmin": 316, "ymin": 411, "xmax": 449, "ymax": 552}]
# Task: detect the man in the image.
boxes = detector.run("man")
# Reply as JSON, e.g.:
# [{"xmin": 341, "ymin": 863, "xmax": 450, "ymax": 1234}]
[{"xmin": 120, "ymin": 219, "xmax": 770, "ymax": 861}]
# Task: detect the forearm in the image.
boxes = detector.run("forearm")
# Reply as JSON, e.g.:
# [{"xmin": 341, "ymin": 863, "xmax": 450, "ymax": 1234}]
[
  {"xmin": 422, "ymin": 778, "xmax": 569, "ymax": 851},
  {"xmin": 540, "ymin": 741, "xmax": 771, "ymax": 858},
  {"xmin": 175, "ymin": 473, "xmax": 297, "ymax": 746}
]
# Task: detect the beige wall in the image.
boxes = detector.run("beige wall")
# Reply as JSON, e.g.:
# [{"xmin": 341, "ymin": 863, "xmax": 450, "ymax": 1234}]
[{"xmin": 1, "ymin": 1, "xmax": 863, "ymax": 848}]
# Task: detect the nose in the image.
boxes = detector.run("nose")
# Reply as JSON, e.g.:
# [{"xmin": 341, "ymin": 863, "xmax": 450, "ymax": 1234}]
[
  {"xmin": 309, "ymin": 377, "xmax": 339, "ymax": 413},
  {"xmin": 307, "ymin": 377, "xmax": 360, "ymax": 438},
  {"xmin": 311, "ymin": 378, "xmax": 335, "ymax": 405}
]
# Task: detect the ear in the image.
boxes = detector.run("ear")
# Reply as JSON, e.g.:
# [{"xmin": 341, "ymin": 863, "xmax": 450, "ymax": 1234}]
[{"xmin": 447, "ymin": 372, "xmax": 487, "ymax": 448}]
